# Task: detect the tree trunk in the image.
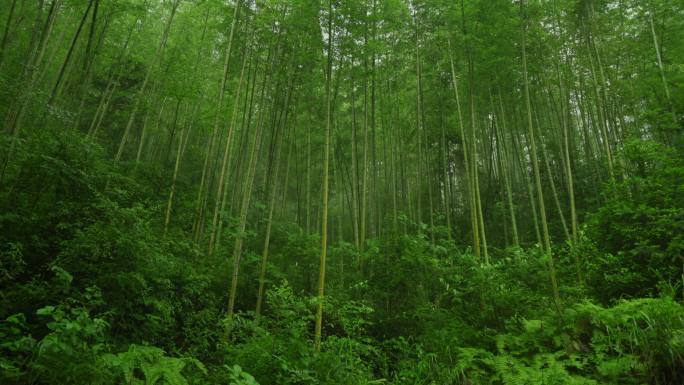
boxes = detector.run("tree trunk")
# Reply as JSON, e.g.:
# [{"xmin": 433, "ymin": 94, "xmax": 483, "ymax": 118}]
[
  {"xmin": 115, "ymin": 0, "xmax": 180, "ymax": 162},
  {"xmin": 314, "ymin": 0, "xmax": 333, "ymax": 351},
  {"xmin": 521, "ymin": 0, "xmax": 560, "ymax": 306}
]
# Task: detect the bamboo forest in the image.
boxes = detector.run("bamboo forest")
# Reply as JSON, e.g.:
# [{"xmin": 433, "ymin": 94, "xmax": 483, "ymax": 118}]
[{"xmin": 1, "ymin": 0, "xmax": 684, "ymax": 383}]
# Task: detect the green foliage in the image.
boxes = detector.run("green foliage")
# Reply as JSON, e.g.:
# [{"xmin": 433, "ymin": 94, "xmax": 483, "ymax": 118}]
[
  {"xmin": 1, "ymin": 1, "xmax": 683, "ymax": 383},
  {"xmin": 588, "ymin": 139, "xmax": 684, "ymax": 300},
  {"xmin": 0, "ymin": 293, "xmax": 210, "ymax": 385},
  {"xmin": 0, "ymin": 314, "xmax": 36, "ymax": 381},
  {"xmin": 226, "ymin": 364, "xmax": 260, "ymax": 385},
  {"xmin": 569, "ymin": 298, "xmax": 684, "ymax": 384},
  {"xmin": 221, "ymin": 283, "xmax": 378, "ymax": 385},
  {"xmin": 104, "ymin": 344, "xmax": 207, "ymax": 385},
  {"xmin": 439, "ymin": 297, "xmax": 684, "ymax": 385},
  {"xmin": 32, "ymin": 302, "xmax": 110, "ymax": 384},
  {"xmin": 0, "ymin": 243, "xmax": 24, "ymax": 285}
]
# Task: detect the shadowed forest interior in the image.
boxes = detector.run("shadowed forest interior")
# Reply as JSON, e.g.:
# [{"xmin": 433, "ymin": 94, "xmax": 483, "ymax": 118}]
[{"xmin": 1, "ymin": 0, "xmax": 684, "ymax": 384}]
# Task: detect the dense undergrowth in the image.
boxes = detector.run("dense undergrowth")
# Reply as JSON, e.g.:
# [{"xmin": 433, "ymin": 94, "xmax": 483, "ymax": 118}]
[{"xmin": 1, "ymin": 130, "xmax": 683, "ymax": 384}]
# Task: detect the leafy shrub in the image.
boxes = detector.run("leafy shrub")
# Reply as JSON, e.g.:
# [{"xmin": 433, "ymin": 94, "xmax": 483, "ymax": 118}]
[
  {"xmin": 1, "ymin": 295, "xmax": 210, "ymax": 385},
  {"xmin": 588, "ymin": 139, "xmax": 684, "ymax": 300},
  {"xmin": 0, "ymin": 313, "xmax": 36, "ymax": 382},
  {"xmin": 104, "ymin": 344, "xmax": 207, "ymax": 385},
  {"xmin": 222, "ymin": 283, "xmax": 379, "ymax": 385},
  {"xmin": 226, "ymin": 364, "xmax": 260, "ymax": 385},
  {"xmin": 31, "ymin": 302, "xmax": 111, "ymax": 384}
]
